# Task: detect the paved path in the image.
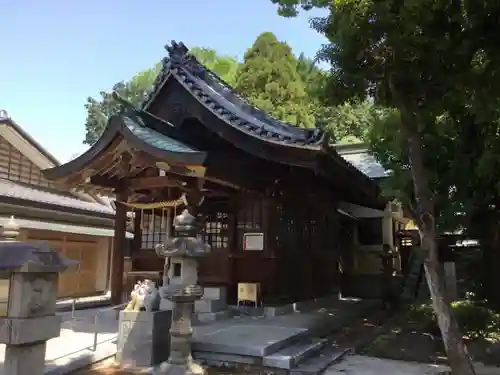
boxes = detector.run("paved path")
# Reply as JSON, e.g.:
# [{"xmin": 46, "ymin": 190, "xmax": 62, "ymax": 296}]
[{"xmin": 324, "ymin": 355, "xmax": 500, "ymax": 375}]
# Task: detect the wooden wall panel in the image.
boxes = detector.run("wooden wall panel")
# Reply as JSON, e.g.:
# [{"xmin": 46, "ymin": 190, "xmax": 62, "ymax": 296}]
[
  {"xmin": 0, "ymin": 135, "xmax": 57, "ymax": 188},
  {"xmin": 232, "ymin": 255, "xmax": 277, "ymax": 303},
  {"xmin": 26, "ymin": 230, "xmax": 101, "ymax": 298}
]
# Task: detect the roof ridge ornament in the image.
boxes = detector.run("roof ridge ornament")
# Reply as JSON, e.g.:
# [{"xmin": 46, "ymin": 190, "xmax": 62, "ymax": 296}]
[
  {"xmin": 112, "ymin": 92, "xmax": 141, "ymax": 118},
  {"xmin": 0, "ymin": 110, "xmax": 9, "ymax": 120},
  {"xmin": 164, "ymin": 40, "xmax": 205, "ymax": 76}
]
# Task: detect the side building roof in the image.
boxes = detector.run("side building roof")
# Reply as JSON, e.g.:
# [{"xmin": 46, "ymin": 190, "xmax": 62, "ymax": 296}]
[
  {"xmin": 335, "ymin": 143, "xmax": 390, "ymax": 180},
  {"xmin": 43, "ymin": 100, "xmax": 207, "ymax": 194},
  {"xmin": 0, "ymin": 112, "xmax": 114, "ymax": 217}
]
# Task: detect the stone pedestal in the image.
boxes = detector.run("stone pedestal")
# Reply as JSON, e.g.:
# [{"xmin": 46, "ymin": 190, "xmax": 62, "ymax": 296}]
[
  {"xmin": 4, "ymin": 342, "xmax": 46, "ymax": 375},
  {"xmin": 160, "ymin": 286, "xmax": 227, "ymax": 313},
  {"xmin": 158, "ymin": 285, "xmax": 204, "ymax": 375},
  {"xmin": 117, "ymin": 310, "xmax": 172, "ymax": 369},
  {"xmin": 155, "ymin": 207, "xmax": 211, "ymax": 375},
  {"xmin": 0, "ymin": 215, "xmax": 77, "ymax": 375}
]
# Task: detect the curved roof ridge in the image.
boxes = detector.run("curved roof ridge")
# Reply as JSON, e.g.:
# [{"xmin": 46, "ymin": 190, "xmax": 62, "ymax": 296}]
[{"xmin": 142, "ymin": 40, "xmax": 327, "ymax": 148}]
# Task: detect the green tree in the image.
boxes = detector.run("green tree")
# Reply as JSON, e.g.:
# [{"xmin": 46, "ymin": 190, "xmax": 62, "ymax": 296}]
[
  {"xmin": 295, "ymin": 53, "xmax": 326, "ymax": 100},
  {"xmin": 84, "ymin": 65, "xmax": 160, "ymax": 145},
  {"xmin": 190, "ymin": 47, "xmax": 240, "ymax": 86},
  {"xmin": 369, "ymin": 106, "xmax": 500, "ymax": 306},
  {"xmin": 318, "ymin": 100, "xmax": 378, "ymax": 144},
  {"xmin": 272, "ymin": 1, "xmax": 500, "ymax": 373},
  {"xmin": 294, "ymin": 52, "xmax": 375, "ymax": 143},
  {"xmin": 234, "ymin": 32, "xmax": 315, "ymax": 128}
]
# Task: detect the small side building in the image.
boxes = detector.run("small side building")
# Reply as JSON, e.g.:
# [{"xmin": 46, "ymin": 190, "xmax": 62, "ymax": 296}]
[
  {"xmin": 336, "ymin": 142, "xmax": 415, "ymax": 297},
  {"xmin": 0, "ymin": 110, "xmax": 117, "ymax": 298}
]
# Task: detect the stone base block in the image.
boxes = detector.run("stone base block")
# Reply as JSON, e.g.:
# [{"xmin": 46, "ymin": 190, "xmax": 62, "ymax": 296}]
[
  {"xmin": 117, "ymin": 310, "xmax": 172, "ymax": 369},
  {"xmin": 195, "ymin": 298, "xmax": 227, "ymax": 313},
  {"xmin": 160, "ymin": 286, "xmax": 228, "ymax": 313},
  {"xmin": 203, "ymin": 286, "xmax": 227, "ymax": 301},
  {"xmin": 193, "ymin": 309, "xmax": 232, "ymax": 324},
  {"xmin": 161, "ymin": 299, "xmax": 227, "ymax": 313}
]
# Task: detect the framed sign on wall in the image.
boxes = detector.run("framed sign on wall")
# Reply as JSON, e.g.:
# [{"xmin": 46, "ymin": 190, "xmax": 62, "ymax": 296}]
[{"xmin": 242, "ymin": 233, "xmax": 264, "ymax": 251}]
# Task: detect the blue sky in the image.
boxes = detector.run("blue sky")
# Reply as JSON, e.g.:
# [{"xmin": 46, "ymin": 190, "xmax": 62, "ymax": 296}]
[{"xmin": 1, "ymin": 0, "xmax": 328, "ymax": 162}]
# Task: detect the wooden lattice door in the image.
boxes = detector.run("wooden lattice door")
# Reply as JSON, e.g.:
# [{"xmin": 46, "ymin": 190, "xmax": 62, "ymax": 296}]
[{"xmin": 198, "ymin": 199, "xmax": 232, "ymax": 286}]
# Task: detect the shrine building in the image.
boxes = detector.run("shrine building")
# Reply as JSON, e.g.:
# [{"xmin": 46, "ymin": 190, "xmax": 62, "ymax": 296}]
[{"xmin": 43, "ymin": 41, "xmax": 391, "ymax": 306}]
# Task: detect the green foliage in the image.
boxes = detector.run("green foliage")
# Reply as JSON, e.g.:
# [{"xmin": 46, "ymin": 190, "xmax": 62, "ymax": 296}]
[
  {"xmin": 234, "ymin": 32, "xmax": 315, "ymax": 128},
  {"xmin": 84, "ymin": 64, "xmax": 160, "ymax": 145},
  {"xmin": 323, "ymin": 100, "xmax": 378, "ymax": 144},
  {"xmin": 271, "ymin": 0, "xmax": 500, "ymax": 229},
  {"xmin": 295, "ymin": 53, "xmax": 326, "ymax": 101},
  {"xmin": 189, "ymin": 47, "xmax": 240, "ymax": 86},
  {"xmin": 409, "ymin": 300, "xmax": 500, "ymax": 340}
]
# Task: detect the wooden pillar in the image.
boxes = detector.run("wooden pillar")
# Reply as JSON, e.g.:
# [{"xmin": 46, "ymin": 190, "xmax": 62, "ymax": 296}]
[
  {"xmin": 132, "ymin": 209, "xmax": 142, "ymax": 250},
  {"xmin": 162, "ymin": 208, "xmax": 173, "ymax": 286},
  {"xmin": 111, "ymin": 192, "xmax": 128, "ymax": 305}
]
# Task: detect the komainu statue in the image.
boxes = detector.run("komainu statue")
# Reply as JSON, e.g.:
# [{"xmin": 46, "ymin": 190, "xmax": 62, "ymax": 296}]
[{"xmin": 124, "ymin": 279, "xmax": 161, "ymax": 312}]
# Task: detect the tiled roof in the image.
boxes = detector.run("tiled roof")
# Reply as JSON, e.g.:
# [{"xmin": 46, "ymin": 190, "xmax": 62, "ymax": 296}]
[
  {"xmin": 0, "ymin": 179, "xmax": 115, "ymax": 215},
  {"xmin": 122, "ymin": 114, "xmax": 200, "ymax": 153},
  {"xmin": 142, "ymin": 41, "xmax": 326, "ymax": 148},
  {"xmin": 337, "ymin": 146, "xmax": 389, "ymax": 179}
]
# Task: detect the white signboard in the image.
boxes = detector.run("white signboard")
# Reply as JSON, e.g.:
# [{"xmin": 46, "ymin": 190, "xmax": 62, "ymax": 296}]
[{"xmin": 243, "ymin": 233, "xmax": 264, "ymax": 251}]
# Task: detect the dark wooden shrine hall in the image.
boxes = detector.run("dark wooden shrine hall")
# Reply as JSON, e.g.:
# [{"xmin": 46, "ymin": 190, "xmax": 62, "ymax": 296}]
[{"xmin": 43, "ymin": 41, "xmax": 385, "ymax": 305}]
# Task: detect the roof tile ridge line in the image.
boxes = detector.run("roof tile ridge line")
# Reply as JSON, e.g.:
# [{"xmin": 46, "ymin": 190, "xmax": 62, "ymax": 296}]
[
  {"xmin": 172, "ymin": 66, "xmax": 324, "ymax": 147},
  {"xmin": 141, "ymin": 58, "xmax": 173, "ymax": 110},
  {"xmin": 112, "ymin": 91, "xmax": 183, "ymax": 139},
  {"xmin": 175, "ymin": 56, "xmax": 325, "ymax": 145},
  {"xmin": 147, "ymin": 40, "xmax": 325, "ymax": 144},
  {"xmin": 170, "ymin": 68, "xmax": 320, "ymax": 150},
  {"xmin": 321, "ymin": 143, "xmax": 377, "ymax": 185}
]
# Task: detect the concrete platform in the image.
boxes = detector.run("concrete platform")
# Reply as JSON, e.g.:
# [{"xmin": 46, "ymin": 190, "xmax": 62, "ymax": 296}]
[
  {"xmin": 263, "ymin": 337, "xmax": 328, "ymax": 369},
  {"xmin": 194, "ymin": 324, "xmax": 308, "ymax": 357},
  {"xmin": 0, "ymin": 296, "xmax": 377, "ymax": 375},
  {"xmin": 192, "ymin": 297, "xmax": 378, "ymax": 369}
]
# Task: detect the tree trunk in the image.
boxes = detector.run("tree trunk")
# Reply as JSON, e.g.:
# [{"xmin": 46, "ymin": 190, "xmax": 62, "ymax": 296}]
[
  {"xmin": 422, "ymin": 228, "xmax": 476, "ymax": 375},
  {"xmin": 391, "ymin": 79, "xmax": 476, "ymax": 374}
]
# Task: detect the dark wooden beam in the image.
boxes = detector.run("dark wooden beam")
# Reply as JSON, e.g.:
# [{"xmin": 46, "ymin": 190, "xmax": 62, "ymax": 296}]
[
  {"xmin": 110, "ymin": 190, "xmax": 129, "ymax": 305},
  {"xmin": 126, "ymin": 176, "xmax": 185, "ymax": 190},
  {"xmin": 89, "ymin": 175, "xmax": 122, "ymax": 188}
]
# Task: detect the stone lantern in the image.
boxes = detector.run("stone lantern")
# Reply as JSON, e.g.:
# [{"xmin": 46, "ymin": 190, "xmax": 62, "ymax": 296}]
[
  {"xmin": 155, "ymin": 208, "xmax": 211, "ymax": 375},
  {"xmin": 0, "ymin": 216, "xmax": 77, "ymax": 375}
]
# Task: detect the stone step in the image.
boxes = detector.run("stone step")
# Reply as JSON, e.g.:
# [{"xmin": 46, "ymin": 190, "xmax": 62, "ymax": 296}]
[
  {"xmin": 289, "ymin": 346, "xmax": 351, "ymax": 375},
  {"xmin": 263, "ymin": 337, "xmax": 327, "ymax": 369},
  {"xmin": 195, "ymin": 298, "xmax": 227, "ymax": 313},
  {"xmin": 193, "ymin": 309, "xmax": 233, "ymax": 324},
  {"xmin": 160, "ymin": 298, "xmax": 227, "ymax": 313}
]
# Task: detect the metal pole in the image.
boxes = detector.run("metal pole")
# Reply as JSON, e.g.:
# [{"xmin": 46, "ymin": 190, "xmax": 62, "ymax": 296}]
[
  {"xmin": 71, "ymin": 298, "xmax": 77, "ymax": 318},
  {"xmin": 92, "ymin": 314, "xmax": 99, "ymax": 351}
]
